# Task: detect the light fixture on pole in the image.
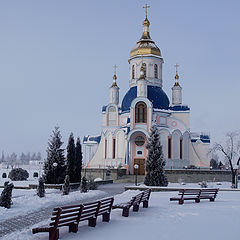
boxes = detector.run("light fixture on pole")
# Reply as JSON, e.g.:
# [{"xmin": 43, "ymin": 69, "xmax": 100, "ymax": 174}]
[{"xmin": 134, "ymin": 164, "xmax": 139, "ymax": 186}]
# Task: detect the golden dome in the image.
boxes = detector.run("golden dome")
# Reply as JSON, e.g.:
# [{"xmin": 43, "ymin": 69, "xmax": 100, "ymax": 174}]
[
  {"xmin": 175, "ymin": 73, "xmax": 179, "ymax": 80},
  {"xmin": 130, "ymin": 16, "xmax": 161, "ymax": 58}
]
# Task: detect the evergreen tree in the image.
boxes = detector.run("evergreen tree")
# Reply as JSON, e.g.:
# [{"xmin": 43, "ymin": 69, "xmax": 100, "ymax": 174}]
[
  {"xmin": 0, "ymin": 181, "xmax": 14, "ymax": 208},
  {"xmin": 62, "ymin": 175, "xmax": 70, "ymax": 195},
  {"xmin": 66, "ymin": 133, "xmax": 75, "ymax": 183},
  {"xmin": 81, "ymin": 176, "xmax": 88, "ymax": 193},
  {"xmin": 74, "ymin": 137, "xmax": 83, "ymax": 183},
  {"xmin": 43, "ymin": 126, "xmax": 66, "ymax": 184},
  {"xmin": 144, "ymin": 124, "xmax": 168, "ymax": 186},
  {"xmin": 37, "ymin": 177, "xmax": 45, "ymax": 198}
]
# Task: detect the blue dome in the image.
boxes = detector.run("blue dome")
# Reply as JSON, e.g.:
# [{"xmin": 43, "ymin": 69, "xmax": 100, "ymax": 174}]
[{"xmin": 121, "ymin": 86, "xmax": 170, "ymax": 112}]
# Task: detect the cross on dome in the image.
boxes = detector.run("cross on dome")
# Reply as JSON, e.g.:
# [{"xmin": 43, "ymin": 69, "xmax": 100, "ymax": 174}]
[{"xmin": 143, "ymin": 4, "xmax": 150, "ymax": 19}]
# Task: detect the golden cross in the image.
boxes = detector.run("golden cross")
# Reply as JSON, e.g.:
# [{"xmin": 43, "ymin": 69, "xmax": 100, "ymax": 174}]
[
  {"xmin": 174, "ymin": 63, "xmax": 179, "ymax": 73},
  {"xmin": 113, "ymin": 64, "xmax": 117, "ymax": 75},
  {"xmin": 143, "ymin": 4, "xmax": 150, "ymax": 18}
]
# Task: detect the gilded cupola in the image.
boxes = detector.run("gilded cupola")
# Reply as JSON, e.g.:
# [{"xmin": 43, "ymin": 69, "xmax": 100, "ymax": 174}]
[{"xmin": 130, "ymin": 4, "xmax": 162, "ymax": 58}]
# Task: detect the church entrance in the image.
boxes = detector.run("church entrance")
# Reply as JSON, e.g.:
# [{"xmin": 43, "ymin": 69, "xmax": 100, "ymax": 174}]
[{"xmin": 134, "ymin": 158, "xmax": 145, "ymax": 175}]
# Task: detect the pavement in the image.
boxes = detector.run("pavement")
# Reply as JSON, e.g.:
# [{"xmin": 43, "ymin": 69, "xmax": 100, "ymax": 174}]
[{"xmin": 0, "ymin": 183, "xmax": 129, "ymax": 238}]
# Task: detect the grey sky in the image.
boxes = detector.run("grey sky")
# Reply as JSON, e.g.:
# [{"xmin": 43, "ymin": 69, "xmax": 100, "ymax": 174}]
[{"xmin": 0, "ymin": 0, "xmax": 239, "ymax": 157}]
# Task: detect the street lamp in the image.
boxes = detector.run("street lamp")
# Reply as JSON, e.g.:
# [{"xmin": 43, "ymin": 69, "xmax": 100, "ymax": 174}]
[
  {"xmin": 233, "ymin": 164, "xmax": 238, "ymax": 189},
  {"xmin": 53, "ymin": 162, "xmax": 58, "ymax": 184},
  {"xmin": 134, "ymin": 164, "xmax": 139, "ymax": 186}
]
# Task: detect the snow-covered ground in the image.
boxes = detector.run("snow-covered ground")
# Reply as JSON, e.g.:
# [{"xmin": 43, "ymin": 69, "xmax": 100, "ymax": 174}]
[
  {"xmin": 0, "ymin": 190, "xmax": 107, "ymax": 223},
  {"xmin": 2, "ymin": 190, "xmax": 240, "ymax": 240}
]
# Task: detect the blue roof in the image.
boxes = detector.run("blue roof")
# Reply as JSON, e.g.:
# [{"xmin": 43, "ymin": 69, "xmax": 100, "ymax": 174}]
[
  {"xmin": 169, "ymin": 105, "xmax": 190, "ymax": 111},
  {"xmin": 121, "ymin": 86, "xmax": 170, "ymax": 112}
]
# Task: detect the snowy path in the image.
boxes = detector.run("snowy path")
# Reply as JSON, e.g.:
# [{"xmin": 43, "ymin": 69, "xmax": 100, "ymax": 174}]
[{"xmin": 0, "ymin": 183, "xmax": 127, "ymax": 238}]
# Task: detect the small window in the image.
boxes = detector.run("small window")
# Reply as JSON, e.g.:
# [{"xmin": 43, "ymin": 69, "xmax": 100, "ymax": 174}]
[
  {"xmin": 132, "ymin": 65, "xmax": 135, "ymax": 79},
  {"xmin": 113, "ymin": 139, "xmax": 116, "ymax": 159},
  {"xmin": 137, "ymin": 151, "xmax": 143, "ymax": 155},
  {"xmin": 105, "ymin": 139, "xmax": 107, "ymax": 159},
  {"xmin": 180, "ymin": 138, "xmax": 183, "ymax": 159},
  {"xmin": 135, "ymin": 102, "xmax": 147, "ymax": 123},
  {"xmin": 142, "ymin": 63, "xmax": 147, "ymax": 78},
  {"xmin": 168, "ymin": 137, "xmax": 172, "ymax": 159},
  {"xmin": 154, "ymin": 64, "xmax": 158, "ymax": 78}
]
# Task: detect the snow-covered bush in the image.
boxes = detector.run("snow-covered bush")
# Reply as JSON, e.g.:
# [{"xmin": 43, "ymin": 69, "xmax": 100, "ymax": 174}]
[
  {"xmin": 200, "ymin": 181, "xmax": 208, "ymax": 188},
  {"xmin": 81, "ymin": 176, "xmax": 88, "ymax": 193},
  {"xmin": 0, "ymin": 181, "xmax": 14, "ymax": 208},
  {"xmin": 62, "ymin": 175, "xmax": 70, "ymax": 195},
  {"xmin": 8, "ymin": 168, "xmax": 29, "ymax": 181},
  {"xmin": 88, "ymin": 178, "xmax": 98, "ymax": 190},
  {"xmin": 37, "ymin": 177, "xmax": 45, "ymax": 198},
  {"xmin": 2, "ymin": 172, "xmax": 7, "ymax": 178}
]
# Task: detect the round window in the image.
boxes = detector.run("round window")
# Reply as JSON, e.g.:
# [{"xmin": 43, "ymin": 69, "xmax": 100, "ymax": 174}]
[{"xmin": 135, "ymin": 136, "xmax": 145, "ymax": 146}]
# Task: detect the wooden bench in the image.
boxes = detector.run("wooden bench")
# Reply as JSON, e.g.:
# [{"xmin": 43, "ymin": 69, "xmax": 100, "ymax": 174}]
[
  {"xmin": 98, "ymin": 197, "xmax": 114, "ymax": 222},
  {"xmin": 170, "ymin": 188, "xmax": 219, "ymax": 205},
  {"xmin": 32, "ymin": 204, "xmax": 84, "ymax": 240},
  {"xmin": 32, "ymin": 200, "xmax": 102, "ymax": 240},
  {"xmin": 112, "ymin": 192, "xmax": 144, "ymax": 217},
  {"xmin": 140, "ymin": 189, "xmax": 151, "ymax": 208}
]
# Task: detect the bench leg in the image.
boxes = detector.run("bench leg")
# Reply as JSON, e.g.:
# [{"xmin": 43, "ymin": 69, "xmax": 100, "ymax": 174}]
[
  {"xmin": 88, "ymin": 217, "xmax": 97, "ymax": 227},
  {"xmin": 49, "ymin": 229, "xmax": 59, "ymax": 240},
  {"xmin": 133, "ymin": 204, "xmax": 139, "ymax": 212},
  {"xmin": 179, "ymin": 199, "xmax": 184, "ymax": 205},
  {"xmin": 143, "ymin": 201, "xmax": 148, "ymax": 208},
  {"xmin": 69, "ymin": 223, "xmax": 78, "ymax": 233},
  {"xmin": 102, "ymin": 213, "xmax": 110, "ymax": 222},
  {"xmin": 195, "ymin": 199, "xmax": 200, "ymax": 203},
  {"xmin": 122, "ymin": 207, "xmax": 129, "ymax": 217},
  {"xmin": 210, "ymin": 198, "xmax": 215, "ymax": 202}
]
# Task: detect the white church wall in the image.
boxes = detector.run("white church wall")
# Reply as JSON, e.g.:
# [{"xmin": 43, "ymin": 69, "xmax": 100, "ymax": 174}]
[
  {"xmin": 102, "ymin": 113, "xmax": 107, "ymax": 126},
  {"xmin": 191, "ymin": 141, "xmax": 210, "ymax": 168},
  {"xmin": 159, "ymin": 128, "xmax": 170, "ymax": 162},
  {"xmin": 172, "ymin": 130, "xmax": 181, "ymax": 161},
  {"xmin": 87, "ymin": 134, "xmax": 104, "ymax": 168},
  {"xmin": 171, "ymin": 112, "xmax": 190, "ymax": 130},
  {"xmin": 116, "ymin": 130, "xmax": 125, "ymax": 159}
]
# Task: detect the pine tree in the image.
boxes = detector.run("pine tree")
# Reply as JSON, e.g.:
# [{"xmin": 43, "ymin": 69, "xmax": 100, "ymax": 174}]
[
  {"xmin": 144, "ymin": 124, "xmax": 168, "ymax": 186},
  {"xmin": 37, "ymin": 177, "xmax": 45, "ymax": 198},
  {"xmin": 0, "ymin": 181, "xmax": 14, "ymax": 208},
  {"xmin": 62, "ymin": 175, "xmax": 70, "ymax": 195},
  {"xmin": 81, "ymin": 176, "xmax": 88, "ymax": 193},
  {"xmin": 66, "ymin": 133, "xmax": 75, "ymax": 183},
  {"xmin": 74, "ymin": 137, "xmax": 83, "ymax": 183},
  {"xmin": 43, "ymin": 126, "xmax": 66, "ymax": 184}
]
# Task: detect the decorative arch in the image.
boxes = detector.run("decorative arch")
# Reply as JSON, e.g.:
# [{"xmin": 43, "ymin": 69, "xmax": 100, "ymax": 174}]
[{"xmin": 107, "ymin": 105, "xmax": 118, "ymax": 126}]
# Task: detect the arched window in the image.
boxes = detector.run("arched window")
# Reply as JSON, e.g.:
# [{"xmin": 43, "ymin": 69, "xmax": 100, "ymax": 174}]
[
  {"xmin": 132, "ymin": 65, "xmax": 135, "ymax": 79},
  {"xmin": 142, "ymin": 63, "xmax": 147, "ymax": 78},
  {"xmin": 154, "ymin": 64, "xmax": 158, "ymax": 78},
  {"xmin": 135, "ymin": 102, "xmax": 147, "ymax": 123}
]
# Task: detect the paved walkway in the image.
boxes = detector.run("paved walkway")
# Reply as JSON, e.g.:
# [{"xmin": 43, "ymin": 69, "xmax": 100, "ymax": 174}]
[{"xmin": 0, "ymin": 183, "xmax": 128, "ymax": 238}]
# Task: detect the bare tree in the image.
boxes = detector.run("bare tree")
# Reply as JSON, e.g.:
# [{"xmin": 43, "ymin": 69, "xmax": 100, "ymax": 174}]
[{"xmin": 211, "ymin": 132, "xmax": 240, "ymax": 187}]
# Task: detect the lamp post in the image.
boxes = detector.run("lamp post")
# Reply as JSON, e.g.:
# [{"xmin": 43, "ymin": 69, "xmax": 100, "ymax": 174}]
[
  {"xmin": 53, "ymin": 162, "xmax": 58, "ymax": 184},
  {"xmin": 233, "ymin": 164, "xmax": 238, "ymax": 189},
  {"xmin": 134, "ymin": 164, "xmax": 139, "ymax": 186}
]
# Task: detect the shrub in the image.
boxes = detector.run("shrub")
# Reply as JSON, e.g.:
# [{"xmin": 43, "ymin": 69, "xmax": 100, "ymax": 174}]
[
  {"xmin": 200, "ymin": 181, "xmax": 208, "ymax": 188},
  {"xmin": 33, "ymin": 172, "xmax": 38, "ymax": 178},
  {"xmin": 37, "ymin": 177, "xmax": 45, "ymax": 198},
  {"xmin": 0, "ymin": 181, "xmax": 14, "ymax": 208},
  {"xmin": 62, "ymin": 175, "xmax": 70, "ymax": 195},
  {"xmin": 81, "ymin": 176, "xmax": 88, "ymax": 193},
  {"xmin": 2, "ymin": 173, "xmax": 7, "ymax": 178},
  {"xmin": 8, "ymin": 168, "xmax": 29, "ymax": 181},
  {"xmin": 88, "ymin": 178, "xmax": 98, "ymax": 190}
]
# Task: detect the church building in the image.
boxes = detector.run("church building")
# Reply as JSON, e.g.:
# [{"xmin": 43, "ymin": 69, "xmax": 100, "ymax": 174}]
[{"xmin": 85, "ymin": 6, "xmax": 210, "ymax": 174}]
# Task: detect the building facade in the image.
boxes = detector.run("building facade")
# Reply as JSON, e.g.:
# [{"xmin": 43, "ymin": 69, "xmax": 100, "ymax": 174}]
[{"xmin": 86, "ymin": 10, "xmax": 210, "ymax": 174}]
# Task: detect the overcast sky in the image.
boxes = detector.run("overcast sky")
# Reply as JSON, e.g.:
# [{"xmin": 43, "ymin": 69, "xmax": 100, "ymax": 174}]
[{"xmin": 0, "ymin": 0, "xmax": 239, "ymax": 157}]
